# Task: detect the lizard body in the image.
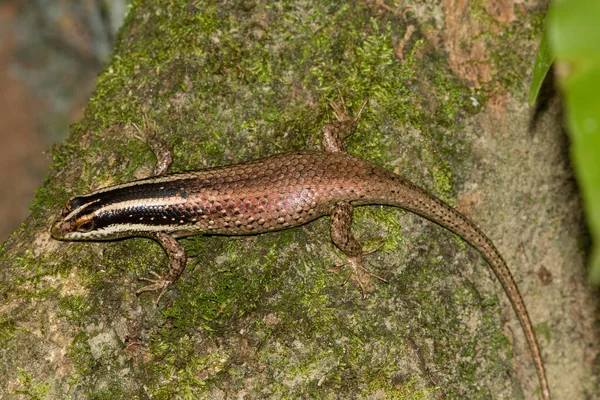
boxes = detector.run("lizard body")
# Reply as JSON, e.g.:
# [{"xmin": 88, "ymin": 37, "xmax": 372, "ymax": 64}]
[{"xmin": 51, "ymin": 104, "xmax": 550, "ymax": 399}]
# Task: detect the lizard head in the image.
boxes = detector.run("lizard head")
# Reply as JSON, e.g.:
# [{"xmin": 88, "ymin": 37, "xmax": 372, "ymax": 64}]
[{"xmin": 51, "ymin": 196, "xmax": 106, "ymax": 240}]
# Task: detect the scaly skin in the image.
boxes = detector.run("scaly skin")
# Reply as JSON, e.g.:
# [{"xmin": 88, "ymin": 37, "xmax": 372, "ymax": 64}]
[{"xmin": 51, "ymin": 103, "xmax": 550, "ymax": 399}]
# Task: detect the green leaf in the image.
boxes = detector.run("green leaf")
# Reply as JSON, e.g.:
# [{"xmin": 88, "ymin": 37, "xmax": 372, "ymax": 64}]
[
  {"xmin": 528, "ymin": 22, "xmax": 554, "ymax": 106},
  {"xmin": 548, "ymin": 0, "xmax": 600, "ymax": 283}
]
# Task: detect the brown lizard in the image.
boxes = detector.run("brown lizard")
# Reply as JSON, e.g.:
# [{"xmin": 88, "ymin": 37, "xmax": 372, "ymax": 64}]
[{"xmin": 51, "ymin": 100, "xmax": 550, "ymax": 399}]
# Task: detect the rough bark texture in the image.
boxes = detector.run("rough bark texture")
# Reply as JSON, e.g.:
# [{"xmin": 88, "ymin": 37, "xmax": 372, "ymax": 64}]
[{"xmin": 1, "ymin": 0, "xmax": 598, "ymax": 398}]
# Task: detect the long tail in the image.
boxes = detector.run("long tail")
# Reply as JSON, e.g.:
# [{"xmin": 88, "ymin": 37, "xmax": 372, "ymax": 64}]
[{"xmin": 371, "ymin": 174, "xmax": 550, "ymax": 399}]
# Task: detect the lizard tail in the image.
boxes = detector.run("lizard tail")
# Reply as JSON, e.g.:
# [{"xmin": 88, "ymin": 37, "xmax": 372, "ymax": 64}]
[{"xmin": 368, "ymin": 174, "xmax": 551, "ymax": 399}]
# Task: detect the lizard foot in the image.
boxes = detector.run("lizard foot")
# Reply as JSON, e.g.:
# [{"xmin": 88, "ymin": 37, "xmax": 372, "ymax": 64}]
[
  {"xmin": 131, "ymin": 116, "xmax": 173, "ymax": 176},
  {"xmin": 136, "ymin": 270, "xmax": 172, "ymax": 304},
  {"xmin": 323, "ymin": 90, "xmax": 368, "ymax": 153},
  {"xmin": 328, "ymin": 89, "xmax": 367, "ymax": 128},
  {"xmin": 331, "ymin": 251, "xmax": 387, "ymax": 299}
]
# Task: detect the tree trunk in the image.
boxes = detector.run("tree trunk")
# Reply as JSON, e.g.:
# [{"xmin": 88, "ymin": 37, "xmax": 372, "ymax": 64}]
[{"xmin": 1, "ymin": 0, "xmax": 597, "ymax": 398}]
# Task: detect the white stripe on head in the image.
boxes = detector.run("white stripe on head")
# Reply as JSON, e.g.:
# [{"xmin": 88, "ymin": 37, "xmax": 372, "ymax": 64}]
[
  {"xmin": 91, "ymin": 196, "xmax": 188, "ymax": 217},
  {"xmin": 64, "ymin": 199, "xmax": 100, "ymax": 221}
]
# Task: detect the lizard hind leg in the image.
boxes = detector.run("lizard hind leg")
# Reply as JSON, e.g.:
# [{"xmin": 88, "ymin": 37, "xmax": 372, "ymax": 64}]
[
  {"xmin": 322, "ymin": 91, "xmax": 367, "ymax": 153},
  {"xmin": 329, "ymin": 202, "xmax": 387, "ymax": 298}
]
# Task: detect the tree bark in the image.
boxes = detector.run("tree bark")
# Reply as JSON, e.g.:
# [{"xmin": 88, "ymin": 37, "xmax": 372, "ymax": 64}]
[{"xmin": 1, "ymin": 0, "xmax": 597, "ymax": 398}]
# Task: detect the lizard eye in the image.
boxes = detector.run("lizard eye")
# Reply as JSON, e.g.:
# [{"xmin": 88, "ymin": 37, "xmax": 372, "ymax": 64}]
[{"xmin": 78, "ymin": 220, "xmax": 95, "ymax": 232}]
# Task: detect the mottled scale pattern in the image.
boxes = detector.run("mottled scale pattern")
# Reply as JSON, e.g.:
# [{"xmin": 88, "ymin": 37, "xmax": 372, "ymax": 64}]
[
  {"xmin": 56, "ymin": 151, "xmax": 505, "ymax": 249},
  {"xmin": 63, "ymin": 151, "xmax": 410, "ymax": 239}
]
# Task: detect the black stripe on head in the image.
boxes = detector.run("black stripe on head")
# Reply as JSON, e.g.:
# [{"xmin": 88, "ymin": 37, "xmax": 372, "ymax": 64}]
[
  {"xmin": 64, "ymin": 196, "xmax": 103, "ymax": 221},
  {"xmin": 65, "ymin": 196, "xmax": 88, "ymax": 216},
  {"xmin": 79, "ymin": 178, "xmax": 198, "ymax": 210}
]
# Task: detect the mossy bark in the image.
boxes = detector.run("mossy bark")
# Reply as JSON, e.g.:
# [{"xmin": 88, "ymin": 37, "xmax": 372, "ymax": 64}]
[{"xmin": 1, "ymin": 0, "xmax": 597, "ymax": 399}]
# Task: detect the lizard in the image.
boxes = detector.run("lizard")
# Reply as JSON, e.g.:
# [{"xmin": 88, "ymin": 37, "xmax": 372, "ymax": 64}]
[{"xmin": 50, "ymin": 100, "xmax": 550, "ymax": 399}]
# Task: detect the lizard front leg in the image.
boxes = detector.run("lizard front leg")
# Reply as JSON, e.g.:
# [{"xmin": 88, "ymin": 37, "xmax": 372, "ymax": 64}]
[
  {"xmin": 136, "ymin": 232, "xmax": 187, "ymax": 303},
  {"xmin": 132, "ymin": 117, "xmax": 174, "ymax": 176},
  {"xmin": 131, "ymin": 119, "xmax": 182, "ymax": 302}
]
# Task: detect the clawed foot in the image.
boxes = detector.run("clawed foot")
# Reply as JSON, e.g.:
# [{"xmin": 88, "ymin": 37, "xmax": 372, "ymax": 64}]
[
  {"xmin": 330, "ymin": 246, "xmax": 388, "ymax": 299},
  {"xmin": 323, "ymin": 90, "xmax": 368, "ymax": 153},
  {"xmin": 328, "ymin": 89, "xmax": 367, "ymax": 127},
  {"xmin": 136, "ymin": 271, "xmax": 172, "ymax": 304},
  {"xmin": 131, "ymin": 116, "xmax": 173, "ymax": 176}
]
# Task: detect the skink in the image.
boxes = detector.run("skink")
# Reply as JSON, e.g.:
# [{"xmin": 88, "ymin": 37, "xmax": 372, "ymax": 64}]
[{"xmin": 51, "ymin": 102, "xmax": 550, "ymax": 399}]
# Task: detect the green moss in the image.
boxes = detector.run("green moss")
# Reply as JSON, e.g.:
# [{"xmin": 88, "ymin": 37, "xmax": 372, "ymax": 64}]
[
  {"xmin": 58, "ymin": 295, "xmax": 92, "ymax": 322},
  {"xmin": 144, "ymin": 348, "xmax": 229, "ymax": 398},
  {"xmin": 371, "ymin": 376, "xmax": 439, "ymax": 399},
  {"xmin": 535, "ymin": 321, "xmax": 552, "ymax": 344},
  {"xmin": 0, "ymin": 316, "xmax": 19, "ymax": 344},
  {"xmin": 11, "ymin": 368, "xmax": 51, "ymax": 400},
  {"xmin": 485, "ymin": 7, "xmax": 545, "ymax": 95},
  {"xmin": 66, "ymin": 331, "xmax": 95, "ymax": 379}
]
